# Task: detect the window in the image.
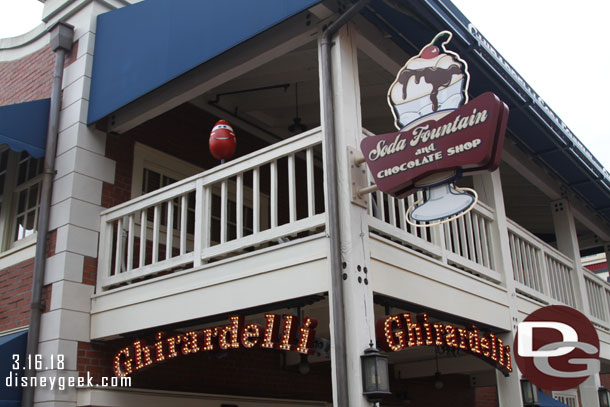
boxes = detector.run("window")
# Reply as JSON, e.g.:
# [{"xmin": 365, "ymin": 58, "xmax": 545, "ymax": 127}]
[
  {"xmin": 132, "ymin": 143, "xmax": 202, "ymax": 200},
  {"xmin": 553, "ymin": 390, "xmax": 579, "ymax": 407},
  {"xmin": 0, "ymin": 148, "xmax": 44, "ymax": 251},
  {"xmin": 131, "ymin": 143, "xmax": 266, "ymax": 245}
]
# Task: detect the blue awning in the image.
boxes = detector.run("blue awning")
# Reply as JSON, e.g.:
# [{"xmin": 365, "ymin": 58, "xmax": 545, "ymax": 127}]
[
  {"xmin": 87, "ymin": 0, "xmax": 320, "ymax": 125},
  {"xmin": 0, "ymin": 99, "xmax": 49, "ymax": 158},
  {"xmin": 0, "ymin": 330, "xmax": 28, "ymax": 406},
  {"xmin": 538, "ymin": 390, "xmax": 569, "ymax": 407}
]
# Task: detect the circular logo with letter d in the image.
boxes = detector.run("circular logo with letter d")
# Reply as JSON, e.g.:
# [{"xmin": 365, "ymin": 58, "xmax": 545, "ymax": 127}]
[{"xmin": 514, "ymin": 305, "xmax": 600, "ymax": 390}]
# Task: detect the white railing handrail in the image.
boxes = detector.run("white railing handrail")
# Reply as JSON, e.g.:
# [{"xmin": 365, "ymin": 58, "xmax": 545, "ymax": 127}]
[
  {"xmin": 367, "ymin": 181, "xmax": 500, "ymax": 282},
  {"xmin": 100, "ymin": 127, "xmax": 322, "ymax": 219},
  {"xmin": 473, "ymin": 200, "xmax": 495, "ymax": 220},
  {"xmin": 506, "ymin": 217, "xmax": 574, "ymax": 268},
  {"xmin": 583, "ymin": 269, "xmax": 610, "ymax": 325},
  {"xmin": 98, "ymin": 128, "xmax": 324, "ymax": 291},
  {"xmin": 583, "ymin": 266, "xmax": 610, "ymax": 288}
]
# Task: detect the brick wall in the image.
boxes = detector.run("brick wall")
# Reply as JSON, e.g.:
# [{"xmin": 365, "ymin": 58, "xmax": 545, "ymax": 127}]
[
  {"xmin": 132, "ymin": 347, "xmax": 333, "ymax": 402},
  {"xmin": 75, "ymin": 333, "xmax": 333, "ymax": 402},
  {"xmin": 77, "ymin": 341, "xmax": 114, "ymax": 381},
  {"xmin": 0, "ymin": 257, "xmax": 34, "ymax": 331},
  {"xmin": 0, "ymin": 46, "xmax": 55, "ymax": 106},
  {"xmin": 383, "ymin": 371, "xmax": 475, "ymax": 406},
  {"xmin": 0, "ymin": 230, "xmax": 56, "ymax": 332},
  {"xmin": 602, "ymin": 373, "xmax": 610, "ymax": 388},
  {"xmin": 474, "ymin": 386, "xmax": 497, "ymax": 407},
  {"xmin": 101, "ymin": 132, "xmax": 133, "ymax": 209}
]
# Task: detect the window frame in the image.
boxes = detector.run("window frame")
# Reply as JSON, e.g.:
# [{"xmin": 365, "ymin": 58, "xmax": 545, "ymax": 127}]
[
  {"xmin": 552, "ymin": 389, "xmax": 579, "ymax": 407},
  {"xmin": 0, "ymin": 147, "xmax": 44, "ymax": 252},
  {"xmin": 131, "ymin": 142, "xmax": 268, "ymax": 246}
]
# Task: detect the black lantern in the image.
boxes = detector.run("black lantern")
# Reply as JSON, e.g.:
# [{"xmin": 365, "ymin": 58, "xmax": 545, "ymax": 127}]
[
  {"xmin": 520, "ymin": 379, "xmax": 539, "ymax": 406},
  {"xmin": 361, "ymin": 342, "xmax": 391, "ymax": 403},
  {"xmin": 599, "ymin": 387, "xmax": 610, "ymax": 407}
]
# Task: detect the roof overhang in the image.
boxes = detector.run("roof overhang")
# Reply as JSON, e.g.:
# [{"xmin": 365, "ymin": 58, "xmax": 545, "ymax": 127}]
[
  {"xmin": 87, "ymin": 0, "xmax": 322, "ymax": 126},
  {"xmin": 85, "ymin": 0, "xmax": 610, "ymax": 229}
]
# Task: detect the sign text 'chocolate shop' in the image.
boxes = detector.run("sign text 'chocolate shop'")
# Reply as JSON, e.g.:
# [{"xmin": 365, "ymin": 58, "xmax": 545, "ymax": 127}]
[{"xmin": 361, "ymin": 92, "xmax": 507, "ymax": 199}]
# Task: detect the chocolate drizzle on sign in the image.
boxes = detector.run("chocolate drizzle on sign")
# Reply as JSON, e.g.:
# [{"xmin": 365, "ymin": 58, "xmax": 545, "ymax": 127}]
[
  {"xmin": 388, "ymin": 31, "xmax": 470, "ymax": 130},
  {"xmin": 397, "ymin": 65, "xmax": 463, "ymax": 112}
]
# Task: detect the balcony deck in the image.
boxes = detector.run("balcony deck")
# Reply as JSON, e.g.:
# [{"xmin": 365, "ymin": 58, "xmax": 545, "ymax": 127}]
[{"xmin": 90, "ymin": 129, "xmax": 610, "ymax": 355}]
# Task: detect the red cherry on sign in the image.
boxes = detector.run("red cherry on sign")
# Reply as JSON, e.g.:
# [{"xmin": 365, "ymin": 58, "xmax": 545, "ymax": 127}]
[
  {"xmin": 421, "ymin": 45, "xmax": 440, "ymax": 59},
  {"xmin": 209, "ymin": 120, "xmax": 236, "ymax": 161}
]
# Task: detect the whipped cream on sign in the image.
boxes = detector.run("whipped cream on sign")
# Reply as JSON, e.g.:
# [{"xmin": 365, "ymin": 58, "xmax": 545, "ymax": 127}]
[{"xmin": 388, "ymin": 31, "xmax": 469, "ymax": 129}]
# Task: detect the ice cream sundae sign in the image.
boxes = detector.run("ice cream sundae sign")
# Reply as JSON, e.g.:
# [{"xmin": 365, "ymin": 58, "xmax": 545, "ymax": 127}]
[{"xmin": 360, "ymin": 31, "xmax": 508, "ymax": 224}]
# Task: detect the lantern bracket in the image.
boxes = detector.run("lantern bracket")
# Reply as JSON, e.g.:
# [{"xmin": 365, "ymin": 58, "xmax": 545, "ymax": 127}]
[{"xmin": 349, "ymin": 146, "xmax": 376, "ymax": 208}]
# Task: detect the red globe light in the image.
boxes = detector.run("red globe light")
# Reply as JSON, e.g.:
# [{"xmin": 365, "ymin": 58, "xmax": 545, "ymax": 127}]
[{"xmin": 209, "ymin": 120, "xmax": 237, "ymax": 161}]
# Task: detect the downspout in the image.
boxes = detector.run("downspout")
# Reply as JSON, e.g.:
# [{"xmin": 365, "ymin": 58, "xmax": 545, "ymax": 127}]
[
  {"xmin": 319, "ymin": 0, "xmax": 370, "ymax": 406},
  {"xmin": 22, "ymin": 22, "xmax": 74, "ymax": 407}
]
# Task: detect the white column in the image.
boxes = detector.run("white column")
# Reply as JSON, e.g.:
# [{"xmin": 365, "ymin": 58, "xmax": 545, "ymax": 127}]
[
  {"xmin": 319, "ymin": 23, "xmax": 376, "ymax": 407},
  {"xmin": 36, "ymin": 3, "xmax": 118, "ymax": 406},
  {"xmin": 551, "ymin": 198, "xmax": 599, "ymax": 406},
  {"xmin": 551, "ymin": 198, "xmax": 589, "ymax": 311},
  {"xmin": 605, "ymin": 243, "xmax": 610, "ymax": 282},
  {"xmin": 475, "ymin": 170, "xmax": 524, "ymax": 407}
]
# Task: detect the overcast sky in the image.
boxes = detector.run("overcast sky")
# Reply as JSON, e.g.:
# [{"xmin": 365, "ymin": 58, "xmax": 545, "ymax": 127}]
[
  {"xmin": 450, "ymin": 0, "xmax": 610, "ymax": 171},
  {"xmin": 1, "ymin": 0, "xmax": 609, "ymax": 170}
]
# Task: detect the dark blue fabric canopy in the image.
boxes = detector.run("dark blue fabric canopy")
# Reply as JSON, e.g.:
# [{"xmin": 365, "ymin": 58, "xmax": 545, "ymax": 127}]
[
  {"xmin": 0, "ymin": 99, "xmax": 49, "ymax": 158},
  {"xmin": 0, "ymin": 330, "xmax": 28, "ymax": 406},
  {"xmin": 87, "ymin": 0, "xmax": 320, "ymax": 124},
  {"xmin": 538, "ymin": 390, "xmax": 570, "ymax": 407}
]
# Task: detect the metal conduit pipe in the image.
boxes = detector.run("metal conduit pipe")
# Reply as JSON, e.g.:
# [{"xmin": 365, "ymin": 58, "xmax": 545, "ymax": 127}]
[
  {"xmin": 319, "ymin": 0, "xmax": 371, "ymax": 405},
  {"xmin": 22, "ymin": 22, "xmax": 73, "ymax": 407}
]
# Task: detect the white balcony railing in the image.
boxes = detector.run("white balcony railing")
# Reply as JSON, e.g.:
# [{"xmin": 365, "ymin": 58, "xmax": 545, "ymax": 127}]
[
  {"xmin": 97, "ymin": 128, "xmax": 324, "ymax": 292},
  {"xmin": 584, "ymin": 271, "xmax": 610, "ymax": 326},
  {"xmin": 96, "ymin": 125, "xmax": 610, "ymax": 331},
  {"xmin": 368, "ymin": 187, "xmax": 610, "ymax": 326},
  {"xmin": 507, "ymin": 219, "xmax": 578, "ymax": 308},
  {"xmin": 368, "ymin": 186, "xmax": 501, "ymax": 284}
]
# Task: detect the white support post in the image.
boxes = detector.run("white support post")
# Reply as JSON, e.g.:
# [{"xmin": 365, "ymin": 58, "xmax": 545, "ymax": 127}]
[
  {"xmin": 551, "ymin": 198, "xmax": 589, "ymax": 314},
  {"xmin": 39, "ymin": 7, "xmax": 112, "ymax": 406},
  {"xmin": 604, "ymin": 242, "xmax": 610, "ymax": 278},
  {"xmin": 476, "ymin": 170, "xmax": 524, "ymax": 407},
  {"xmin": 270, "ymin": 160, "xmax": 278, "ymax": 228},
  {"xmin": 193, "ymin": 179, "xmax": 205, "ymax": 267},
  {"xmin": 551, "ymin": 198, "xmax": 600, "ymax": 406},
  {"xmin": 319, "ymin": 23, "xmax": 376, "ymax": 407},
  {"xmin": 306, "ymin": 148, "xmax": 316, "ymax": 217},
  {"xmin": 236, "ymin": 174, "xmax": 243, "ymax": 239}
]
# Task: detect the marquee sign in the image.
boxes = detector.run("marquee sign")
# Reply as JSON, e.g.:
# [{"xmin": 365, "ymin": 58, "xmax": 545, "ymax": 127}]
[
  {"xmin": 113, "ymin": 314, "xmax": 317, "ymax": 377},
  {"xmin": 360, "ymin": 31, "xmax": 509, "ymax": 224},
  {"xmin": 376, "ymin": 312, "xmax": 512, "ymax": 376}
]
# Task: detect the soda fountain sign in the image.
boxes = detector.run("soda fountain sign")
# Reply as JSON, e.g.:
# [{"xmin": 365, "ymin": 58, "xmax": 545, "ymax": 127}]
[{"xmin": 360, "ymin": 31, "xmax": 508, "ymax": 224}]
